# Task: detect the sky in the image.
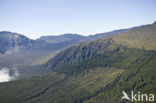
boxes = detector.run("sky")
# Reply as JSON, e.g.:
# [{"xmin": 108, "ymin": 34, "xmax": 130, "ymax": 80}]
[{"xmin": 0, "ymin": 0, "xmax": 156, "ymax": 39}]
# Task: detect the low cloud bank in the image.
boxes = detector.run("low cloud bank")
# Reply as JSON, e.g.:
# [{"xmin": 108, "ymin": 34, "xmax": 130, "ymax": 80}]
[{"xmin": 0, "ymin": 67, "xmax": 19, "ymax": 83}]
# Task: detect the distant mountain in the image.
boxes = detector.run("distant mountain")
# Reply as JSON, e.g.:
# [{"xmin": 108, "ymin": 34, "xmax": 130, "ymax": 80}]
[
  {"xmin": 0, "ymin": 29, "xmax": 128, "ymax": 54},
  {"xmin": 37, "ymin": 29, "xmax": 129, "ymax": 44},
  {"xmin": 0, "ymin": 22, "xmax": 155, "ymax": 103},
  {"xmin": 0, "ymin": 31, "xmax": 33, "ymax": 54},
  {"xmin": 32, "ymin": 34, "xmax": 87, "ymax": 52},
  {"xmin": 38, "ymin": 33, "xmax": 87, "ymax": 43},
  {"xmin": 0, "ymin": 32, "xmax": 85, "ymax": 54}
]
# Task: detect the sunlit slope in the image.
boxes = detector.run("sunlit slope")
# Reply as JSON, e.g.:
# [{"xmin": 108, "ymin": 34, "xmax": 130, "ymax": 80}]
[{"xmin": 113, "ymin": 21, "xmax": 156, "ymax": 50}]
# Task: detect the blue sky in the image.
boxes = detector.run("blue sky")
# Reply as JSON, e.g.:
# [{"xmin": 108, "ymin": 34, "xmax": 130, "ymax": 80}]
[{"xmin": 0, "ymin": 0, "xmax": 156, "ymax": 39}]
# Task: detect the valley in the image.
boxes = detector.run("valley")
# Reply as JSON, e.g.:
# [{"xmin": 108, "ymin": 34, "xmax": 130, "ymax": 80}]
[{"xmin": 0, "ymin": 22, "xmax": 156, "ymax": 103}]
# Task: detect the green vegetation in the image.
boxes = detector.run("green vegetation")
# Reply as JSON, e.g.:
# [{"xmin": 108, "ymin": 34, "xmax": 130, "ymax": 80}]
[
  {"xmin": 0, "ymin": 47, "xmax": 156, "ymax": 103},
  {"xmin": 0, "ymin": 22, "xmax": 156, "ymax": 103}
]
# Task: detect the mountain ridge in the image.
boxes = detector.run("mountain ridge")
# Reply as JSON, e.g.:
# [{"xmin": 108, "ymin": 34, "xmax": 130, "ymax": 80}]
[
  {"xmin": 42, "ymin": 21, "xmax": 156, "ymax": 72},
  {"xmin": 0, "ymin": 28, "xmax": 129, "ymax": 54},
  {"xmin": 0, "ymin": 27, "xmax": 129, "ymax": 78}
]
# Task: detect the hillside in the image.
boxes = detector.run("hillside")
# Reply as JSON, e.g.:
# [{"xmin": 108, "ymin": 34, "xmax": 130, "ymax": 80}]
[
  {"xmin": 88, "ymin": 28, "xmax": 129, "ymax": 40},
  {"xmin": 0, "ymin": 29, "xmax": 128, "ymax": 78},
  {"xmin": 113, "ymin": 22, "xmax": 156, "ymax": 50},
  {"xmin": 0, "ymin": 22, "xmax": 156, "ymax": 103},
  {"xmin": 43, "ymin": 22, "xmax": 156, "ymax": 72},
  {"xmin": 0, "ymin": 47, "xmax": 156, "ymax": 103}
]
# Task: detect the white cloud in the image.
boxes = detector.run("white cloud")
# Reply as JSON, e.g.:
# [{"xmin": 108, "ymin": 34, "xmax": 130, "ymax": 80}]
[{"xmin": 0, "ymin": 67, "xmax": 19, "ymax": 83}]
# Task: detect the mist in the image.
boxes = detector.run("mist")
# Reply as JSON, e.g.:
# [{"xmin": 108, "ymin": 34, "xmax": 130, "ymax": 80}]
[{"xmin": 0, "ymin": 67, "xmax": 19, "ymax": 83}]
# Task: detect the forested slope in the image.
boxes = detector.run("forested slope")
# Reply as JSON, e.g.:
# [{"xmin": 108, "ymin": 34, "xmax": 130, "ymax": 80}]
[{"xmin": 0, "ymin": 22, "xmax": 156, "ymax": 103}]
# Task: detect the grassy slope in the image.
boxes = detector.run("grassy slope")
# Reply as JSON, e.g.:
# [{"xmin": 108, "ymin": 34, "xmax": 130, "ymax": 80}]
[{"xmin": 113, "ymin": 22, "xmax": 156, "ymax": 50}]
